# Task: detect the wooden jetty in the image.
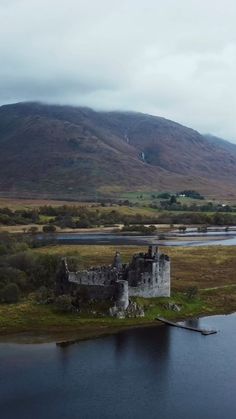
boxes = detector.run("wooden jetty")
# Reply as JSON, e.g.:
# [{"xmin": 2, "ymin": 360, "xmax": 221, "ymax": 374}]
[{"xmin": 156, "ymin": 317, "xmax": 217, "ymax": 335}]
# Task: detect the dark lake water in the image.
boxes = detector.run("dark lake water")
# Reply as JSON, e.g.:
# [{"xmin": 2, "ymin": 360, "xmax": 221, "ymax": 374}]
[{"xmin": 1, "ymin": 314, "xmax": 236, "ymax": 419}]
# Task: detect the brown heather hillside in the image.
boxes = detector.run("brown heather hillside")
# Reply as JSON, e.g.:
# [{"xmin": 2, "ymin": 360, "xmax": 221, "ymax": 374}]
[{"xmin": 0, "ymin": 102, "xmax": 236, "ymax": 199}]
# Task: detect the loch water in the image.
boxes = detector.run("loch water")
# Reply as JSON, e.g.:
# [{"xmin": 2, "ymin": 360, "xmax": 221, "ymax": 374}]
[
  {"xmin": 38, "ymin": 231, "xmax": 236, "ymax": 247},
  {"xmin": 0, "ymin": 314, "xmax": 236, "ymax": 419}
]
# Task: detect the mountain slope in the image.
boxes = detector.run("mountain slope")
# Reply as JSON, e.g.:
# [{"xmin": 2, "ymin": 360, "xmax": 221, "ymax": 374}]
[
  {"xmin": 0, "ymin": 102, "xmax": 236, "ymax": 199},
  {"xmin": 204, "ymin": 134, "xmax": 236, "ymax": 155}
]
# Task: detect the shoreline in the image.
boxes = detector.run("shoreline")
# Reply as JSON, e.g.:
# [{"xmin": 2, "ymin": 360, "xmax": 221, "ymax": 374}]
[
  {"xmin": 0, "ymin": 306, "xmax": 234, "ymax": 345},
  {"xmin": 1, "ymin": 245, "xmax": 236, "ymax": 345}
]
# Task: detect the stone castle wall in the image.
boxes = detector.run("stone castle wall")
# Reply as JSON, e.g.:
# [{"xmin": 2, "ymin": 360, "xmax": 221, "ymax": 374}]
[
  {"xmin": 68, "ymin": 267, "xmax": 118, "ymax": 286},
  {"xmin": 128, "ymin": 259, "xmax": 170, "ymax": 298},
  {"xmin": 75, "ymin": 283, "xmax": 118, "ymax": 301},
  {"xmin": 62, "ymin": 260, "xmax": 129, "ymax": 309},
  {"xmin": 61, "ymin": 246, "xmax": 170, "ymax": 308}
]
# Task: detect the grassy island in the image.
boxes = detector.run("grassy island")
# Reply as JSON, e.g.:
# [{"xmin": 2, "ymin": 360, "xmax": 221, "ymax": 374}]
[{"xmin": 0, "ymin": 243, "xmax": 236, "ymax": 342}]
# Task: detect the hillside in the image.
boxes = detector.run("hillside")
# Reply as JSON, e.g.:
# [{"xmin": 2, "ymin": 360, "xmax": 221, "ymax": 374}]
[
  {"xmin": 0, "ymin": 102, "xmax": 236, "ymax": 199},
  {"xmin": 204, "ymin": 134, "xmax": 236, "ymax": 154}
]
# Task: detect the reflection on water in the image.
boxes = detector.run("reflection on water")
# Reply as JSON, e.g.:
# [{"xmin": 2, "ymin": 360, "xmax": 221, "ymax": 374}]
[
  {"xmin": 1, "ymin": 314, "xmax": 236, "ymax": 419},
  {"xmin": 181, "ymin": 318, "xmax": 200, "ymax": 328},
  {"xmin": 114, "ymin": 325, "xmax": 170, "ymax": 360}
]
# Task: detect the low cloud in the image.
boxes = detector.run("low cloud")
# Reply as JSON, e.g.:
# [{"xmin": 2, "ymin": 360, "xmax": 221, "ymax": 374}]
[{"xmin": 1, "ymin": 0, "xmax": 236, "ymax": 140}]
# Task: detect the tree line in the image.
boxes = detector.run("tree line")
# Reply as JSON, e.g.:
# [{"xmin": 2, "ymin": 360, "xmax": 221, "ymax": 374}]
[
  {"xmin": 1, "ymin": 203, "xmax": 236, "ymax": 230},
  {"xmin": 0, "ymin": 233, "xmax": 78, "ymax": 305}
]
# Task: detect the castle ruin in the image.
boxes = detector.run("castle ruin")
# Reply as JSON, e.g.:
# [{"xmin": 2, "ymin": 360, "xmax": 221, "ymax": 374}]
[{"xmin": 58, "ymin": 246, "xmax": 170, "ymax": 311}]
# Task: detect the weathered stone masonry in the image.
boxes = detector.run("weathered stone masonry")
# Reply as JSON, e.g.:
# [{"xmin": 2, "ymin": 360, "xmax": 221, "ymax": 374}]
[{"xmin": 61, "ymin": 246, "xmax": 170, "ymax": 310}]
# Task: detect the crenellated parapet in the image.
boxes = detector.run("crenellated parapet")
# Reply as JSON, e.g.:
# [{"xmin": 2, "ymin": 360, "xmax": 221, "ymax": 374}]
[{"xmin": 127, "ymin": 246, "xmax": 170, "ymax": 297}]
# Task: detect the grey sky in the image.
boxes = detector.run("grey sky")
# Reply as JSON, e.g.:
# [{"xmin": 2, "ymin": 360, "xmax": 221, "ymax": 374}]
[{"xmin": 1, "ymin": 0, "xmax": 236, "ymax": 140}]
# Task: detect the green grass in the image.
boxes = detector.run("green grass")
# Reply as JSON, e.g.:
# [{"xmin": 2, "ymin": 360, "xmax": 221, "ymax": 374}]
[
  {"xmin": 38, "ymin": 215, "xmax": 55, "ymax": 223},
  {"xmin": 134, "ymin": 294, "xmax": 206, "ymax": 320},
  {"xmin": 120, "ymin": 191, "xmax": 213, "ymax": 206},
  {"xmin": 0, "ymin": 298, "xmax": 151, "ymax": 338},
  {"xmin": 1, "ymin": 244, "xmax": 236, "ymax": 340},
  {"xmin": 1, "ymin": 287, "xmax": 234, "ymax": 339}
]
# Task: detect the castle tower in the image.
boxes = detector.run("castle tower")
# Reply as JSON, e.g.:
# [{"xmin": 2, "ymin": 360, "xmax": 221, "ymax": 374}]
[
  {"xmin": 112, "ymin": 251, "xmax": 122, "ymax": 270},
  {"xmin": 148, "ymin": 245, "xmax": 155, "ymax": 258},
  {"xmin": 116, "ymin": 280, "xmax": 129, "ymax": 310}
]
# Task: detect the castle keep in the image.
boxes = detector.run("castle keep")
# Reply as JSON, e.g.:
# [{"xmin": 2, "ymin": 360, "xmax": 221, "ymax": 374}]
[{"xmin": 59, "ymin": 246, "xmax": 170, "ymax": 310}]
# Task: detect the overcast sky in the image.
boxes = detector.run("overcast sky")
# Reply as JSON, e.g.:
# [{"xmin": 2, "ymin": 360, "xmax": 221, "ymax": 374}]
[{"xmin": 1, "ymin": 0, "xmax": 236, "ymax": 141}]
